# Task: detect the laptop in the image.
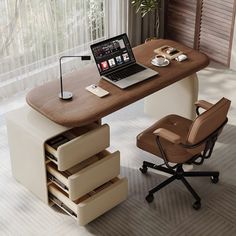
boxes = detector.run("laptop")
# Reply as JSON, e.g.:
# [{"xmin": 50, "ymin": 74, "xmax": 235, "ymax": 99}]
[{"xmin": 90, "ymin": 33, "xmax": 158, "ymax": 89}]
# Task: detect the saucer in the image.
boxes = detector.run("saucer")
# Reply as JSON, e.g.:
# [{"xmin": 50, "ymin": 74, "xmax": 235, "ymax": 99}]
[{"xmin": 151, "ymin": 58, "xmax": 170, "ymax": 67}]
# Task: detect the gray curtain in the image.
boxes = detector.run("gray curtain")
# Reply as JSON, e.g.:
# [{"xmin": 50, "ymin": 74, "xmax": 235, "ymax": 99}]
[{"xmin": 128, "ymin": 0, "xmax": 166, "ymax": 47}]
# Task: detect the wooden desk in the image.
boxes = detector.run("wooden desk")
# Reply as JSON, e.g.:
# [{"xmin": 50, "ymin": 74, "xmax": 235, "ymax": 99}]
[
  {"xmin": 26, "ymin": 39, "xmax": 209, "ymax": 127},
  {"xmin": 7, "ymin": 39, "xmax": 209, "ymax": 225}
]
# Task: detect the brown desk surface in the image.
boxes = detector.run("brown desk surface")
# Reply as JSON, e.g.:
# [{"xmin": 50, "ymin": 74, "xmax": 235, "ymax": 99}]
[{"xmin": 26, "ymin": 39, "xmax": 209, "ymax": 127}]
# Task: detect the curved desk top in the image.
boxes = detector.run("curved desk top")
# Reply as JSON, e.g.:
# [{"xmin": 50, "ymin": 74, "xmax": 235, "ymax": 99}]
[{"xmin": 26, "ymin": 39, "xmax": 209, "ymax": 127}]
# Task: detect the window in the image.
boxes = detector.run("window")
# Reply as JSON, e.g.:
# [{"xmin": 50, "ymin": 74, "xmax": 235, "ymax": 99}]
[{"xmin": 0, "ymin": 0, "xmax": 105, "ymax": 97}]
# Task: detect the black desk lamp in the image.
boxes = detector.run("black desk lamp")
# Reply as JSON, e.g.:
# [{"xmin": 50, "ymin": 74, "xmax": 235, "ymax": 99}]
[{"xmin": 59, "ymin": 55, "xmax": 91, "ymax": 100}]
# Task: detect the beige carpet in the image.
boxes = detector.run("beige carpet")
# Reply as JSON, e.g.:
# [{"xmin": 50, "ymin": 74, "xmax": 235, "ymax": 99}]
[{"xmin": 0, "ymin": 63, "xmax": 236, "ymax": 235}]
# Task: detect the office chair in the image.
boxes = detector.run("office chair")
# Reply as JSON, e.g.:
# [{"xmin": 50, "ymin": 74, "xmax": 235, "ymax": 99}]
[{"xmin": 137, "ymin": 97, "xmax": 231, "ymax": 209}]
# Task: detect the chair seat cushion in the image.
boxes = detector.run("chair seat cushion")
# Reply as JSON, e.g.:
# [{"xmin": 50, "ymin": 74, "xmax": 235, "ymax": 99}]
[{"xmin": 137, "ymin": 114, "xmax": 198, "ymax": 163}]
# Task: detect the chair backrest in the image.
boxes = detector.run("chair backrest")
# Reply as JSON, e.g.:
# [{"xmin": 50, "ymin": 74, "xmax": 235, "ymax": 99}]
[{"xmin": 187, "ymin": 97, "xmax": 231, "ymax": 145}]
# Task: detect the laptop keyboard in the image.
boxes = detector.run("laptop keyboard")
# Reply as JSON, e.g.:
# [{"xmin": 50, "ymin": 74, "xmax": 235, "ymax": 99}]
[{"xmin": 106, "ymin": 63, "xmax": 146, "ymax": 82}]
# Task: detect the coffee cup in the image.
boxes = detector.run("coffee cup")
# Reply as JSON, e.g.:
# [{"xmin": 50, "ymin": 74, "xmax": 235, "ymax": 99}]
[{"xmin": 154, "ymin": 55, "xmax": 166, "ymax": 65}]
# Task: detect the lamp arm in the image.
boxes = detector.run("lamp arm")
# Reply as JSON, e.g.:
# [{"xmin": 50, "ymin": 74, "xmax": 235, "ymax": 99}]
[{"xmin": 59, "ymin": 55, "xmax": 91, "ymax": 100}]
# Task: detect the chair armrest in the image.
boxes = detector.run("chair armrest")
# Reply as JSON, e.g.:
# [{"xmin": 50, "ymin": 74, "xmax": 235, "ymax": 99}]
[
  {"xmin": 195, "ymin": 100, "xmax": 213, "ymax": 110},
  {"xmin": 153, "ymin": 128, "xmax": 181, "ymax": 144}
]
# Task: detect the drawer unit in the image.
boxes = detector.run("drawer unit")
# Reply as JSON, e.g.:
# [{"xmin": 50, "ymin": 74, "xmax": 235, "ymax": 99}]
[
  {"xmin": 45, "ymin": 123, "xmax": 110, "ymax": 171},
  {"xmin": 6, "ymin": 107, "xmax": 128, "ymax": 225},
  {"xmin": 48, "ymin": 177, "xmax": 128, "ymax": 226},
  {"xmin": 46, "ymin": 150, "xmax": 120, "ymax": 200}
]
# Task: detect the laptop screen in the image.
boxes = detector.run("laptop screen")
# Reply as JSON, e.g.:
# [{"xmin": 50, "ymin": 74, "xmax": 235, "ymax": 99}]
[{"xmin": 90, "ymin": 33, "xmax": 136, "ymax": 76}]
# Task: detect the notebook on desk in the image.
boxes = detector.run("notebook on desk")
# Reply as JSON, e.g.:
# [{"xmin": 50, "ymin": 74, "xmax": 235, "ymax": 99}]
[{"xmin": 90, "ymin": 33, "xmax": 158, "ymax": 89}]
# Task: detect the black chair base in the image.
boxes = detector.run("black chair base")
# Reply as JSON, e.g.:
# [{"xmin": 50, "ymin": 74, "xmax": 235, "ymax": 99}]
[{"xmin": 140, "ymin": 161, "xmax": 219, "ymax": 210}]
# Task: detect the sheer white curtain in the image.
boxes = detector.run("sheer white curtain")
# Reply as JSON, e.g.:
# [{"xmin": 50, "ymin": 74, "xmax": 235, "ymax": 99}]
[
  {"xmin": 0, "ymin": 0, "xmax": 105, "ymax": 99},
  {"xmin": 104, "ymin": 0, "xmax": 129, "ymax": 38}
]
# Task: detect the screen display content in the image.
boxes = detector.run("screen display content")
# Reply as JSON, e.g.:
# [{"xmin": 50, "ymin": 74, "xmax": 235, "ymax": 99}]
[{"xmin": 91, "ymin": 34, "xmax": 135, "ymax": 75}]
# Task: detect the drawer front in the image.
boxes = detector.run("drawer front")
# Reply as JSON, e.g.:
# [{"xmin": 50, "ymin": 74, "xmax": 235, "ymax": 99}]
[
  {"xmin": 69, "ymin": 151, "xmax": 120, "ymax": 200},
  {"xmin": 78, "ymin": 178, "xmax": 128, "ymax": 226},
  {"xmin": 48, "ymin": 178, "xmax": 128, "ymax": 225},
  {"xmin": 57, "ymin": 124, "xmax": 110, "ymax": 171}
]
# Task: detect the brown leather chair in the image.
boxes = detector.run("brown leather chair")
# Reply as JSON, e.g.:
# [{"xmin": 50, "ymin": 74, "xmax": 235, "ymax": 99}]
[{"xmin": 137, "ymin": 97, "xmax": 231, "ymax": 209}]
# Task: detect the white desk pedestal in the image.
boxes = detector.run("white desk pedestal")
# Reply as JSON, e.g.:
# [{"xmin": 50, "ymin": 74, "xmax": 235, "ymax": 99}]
[
  {"xmin": 6, "ymin": 106, "xmax": 128, "ymax": 225},
  {"xmin": 144, "ymin": 74, "xmax": 198, "ymax": 120}
]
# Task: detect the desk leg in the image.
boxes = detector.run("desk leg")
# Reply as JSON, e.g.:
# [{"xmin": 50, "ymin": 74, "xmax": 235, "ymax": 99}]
[{"xmin": 144, "ymin": 73, "xmax": 198, "ymax": 120}]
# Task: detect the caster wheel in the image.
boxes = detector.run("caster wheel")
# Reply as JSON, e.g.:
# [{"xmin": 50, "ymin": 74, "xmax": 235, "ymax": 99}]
[
  {"xmin": 139, "ymin": 166, "xmax": 148, "ymax": 174},
  {"xmin": 146, "ymin": 194, "xmax": 154, "ymax": 203},
  {"xmin": 211, "ymin": 176, "xmax": 219, "ymax": 184},
  {"xmin": 192, "ymin": 201, "xmax": 201, "ymax": 210}
]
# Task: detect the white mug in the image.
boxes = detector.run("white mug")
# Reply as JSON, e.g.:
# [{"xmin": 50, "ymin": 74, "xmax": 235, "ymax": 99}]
[{"xmin": 154, "ymin": 55, "xmax": 166, "ymax": 65}]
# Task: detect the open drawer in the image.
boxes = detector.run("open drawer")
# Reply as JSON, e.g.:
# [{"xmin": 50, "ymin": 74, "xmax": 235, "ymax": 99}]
[
  {"xmin": 47, "ymin": 150, "xmax": 120, "ymax": 200},
  {"xmin": 48, "ymin": 177, "xmax": 128, "ymax": 226},
  {"xmin": 45, "ymin": 123, "xmax": 110, "ymax": 171}
]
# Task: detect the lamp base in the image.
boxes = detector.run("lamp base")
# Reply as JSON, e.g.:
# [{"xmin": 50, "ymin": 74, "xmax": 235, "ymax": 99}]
[{"xmin": 58, "ymin": 91, "xmax": 73, "ymax": 100}]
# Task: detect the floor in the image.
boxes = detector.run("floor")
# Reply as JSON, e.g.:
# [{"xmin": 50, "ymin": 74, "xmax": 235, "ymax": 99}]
[{"xmin": 0, "ymin": 62, "xmax": 236, "ymax": 235}]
